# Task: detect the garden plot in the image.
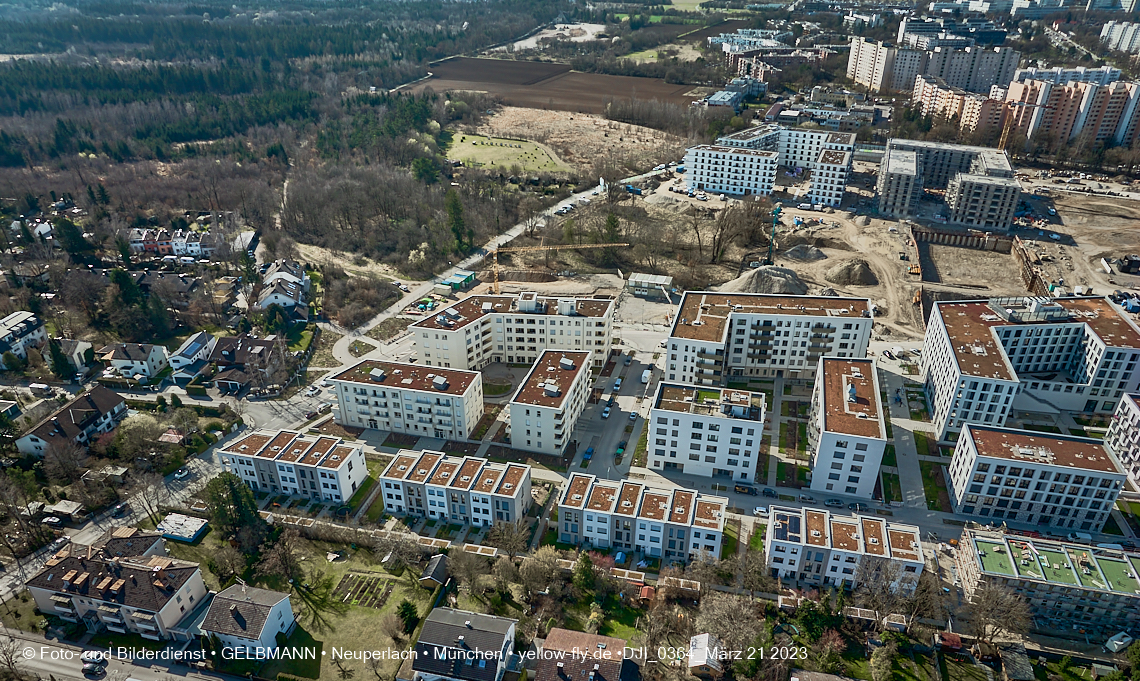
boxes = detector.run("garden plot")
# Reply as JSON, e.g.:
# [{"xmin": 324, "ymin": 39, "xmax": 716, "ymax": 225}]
[{"xmin": 334, "ymin": 572, "xmax": 396, "ymax": 609}]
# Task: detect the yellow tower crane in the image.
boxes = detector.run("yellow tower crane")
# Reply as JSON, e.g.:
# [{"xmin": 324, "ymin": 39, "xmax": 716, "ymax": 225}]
[{"xmin": 489, "ymin": 243, "xmax": 630, "ymax": 294}]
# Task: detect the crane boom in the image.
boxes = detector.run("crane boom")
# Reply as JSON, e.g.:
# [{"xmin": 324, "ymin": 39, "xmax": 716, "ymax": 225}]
[{"xmin": 490, "ymin": 242, "xmax": 630, "ymax": 293}]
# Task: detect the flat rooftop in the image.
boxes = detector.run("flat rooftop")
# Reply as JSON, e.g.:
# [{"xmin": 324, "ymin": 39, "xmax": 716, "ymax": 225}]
[
  {"xmin": 639, "ymin": 491, "xmax": 670, "ymax": 521},
  {"xmin": 411, "ymin": 293, "xmax": 612, "ymax": 333},
  {"xmin": 671, "ymin": 292, "xmax": 872, "ymax": 343},
  {"xmin": 330, "ymin": 360, "xmax": 477, "ymax": 396},
  {"xmin": 954, "ymin": 172, "xmax": 1021, "ymax": 188},
  {"xmin": 693, "ymin": 498, "xmax": 727, "ymax": 531},
  {"xmin": 615, "ymin": 482, "xmax": 643, "ymax": 516},
  {"xmin": 769, "ymin": 506, "xmax": 922, "ymax": 561},
  {"xmin": 218, "ymin": 429, "xmax": 354, "ymax": 469},
  {"xmin": 562, "ymin": 473, "xmax": 593, "ymax": 509},
  {"xmin": 693, "ymin": 144, "xmax": 779, "ymax": 159},
  {"xmin": 586, "ymin": 482, "xmax": 619, "ymax": 514},
  {"xmin": 654, "ymin": 383, "xmax": 765, "ymax": 420},
  {"xmin": 965, "ymin": 424, "xmax": 1123, "ymax": 474},
  {"xmin": 883, "ymin": 148, "xmax": 917, "ymax": 176},
  {"xmin": 495, "ymin": 465, "xmax": 527, "ymax": 496},
  {"xmin": 818, "ymin": 149, "xmax": 850, "ymax": 166},
  {"xmin": 967, "ymin": 530, "xmax": 1140, "ymax": 595},
  {"xmin": 511, "ymin": 351, "xmax": 591, "ymax": 409},
  {"xmin": 827, "ymin": 132, "xmax": 857, "ymax": 145},
  {"xmin": 820, "ymin": 358, "xmax": 884, "ymax": 439},
  {"xmin": 472, "ymin": 466, "xmax": 503, "ymax": 494}
]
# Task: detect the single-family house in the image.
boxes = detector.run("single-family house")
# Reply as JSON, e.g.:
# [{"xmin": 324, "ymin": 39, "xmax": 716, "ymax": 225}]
[
  {"xmin": 98, "ymin": 343, "xmax": 170, "ymax": 380},
  {"xmin": 0, "ymin": 311, "xmax": 47, "ymax": 368},
  {"xmin": 16, "ymin": 386, "xmax": 127, "ymax": 456},
  {"xmin": 201, "ymin": 584, "xmax": 296, "ymax": 655}
]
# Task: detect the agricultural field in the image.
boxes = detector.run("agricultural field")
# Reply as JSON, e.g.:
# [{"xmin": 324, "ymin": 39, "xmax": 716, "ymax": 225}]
[
  {"xmin": 411, "ymin": 57, "xmax": 697, "ymax": 113},
  {"xmin": 450, "ymin": 134, "xmax": 570, "ymax": 173}
]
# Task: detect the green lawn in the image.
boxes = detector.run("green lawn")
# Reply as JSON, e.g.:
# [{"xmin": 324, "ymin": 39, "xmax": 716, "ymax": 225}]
[
  {"xmin": 721, "ymin": 519, "xmax": 739, "ymax": 559},
  {"xmin": 1068, "ymin": 427, "xmax": 1105, "ymax": 439},
  {"xmin": 943, "ymin": 656, "xmax": 989, "ymax": 681},
  {"xmin": 881, "ymin": 471, "xmax": 902, "ymax": 504},
  {"xmin": 894, "ymin": 651, "xmax": 939, "ymax": 681},
  {"xmin": 1022, "ymin": 423, "xmax": 1062, "ymax": 433},
  {"xmin": 1102, "ymin": 513, "xmax": 1125, "ymax": 536},
  {"xmin": 451, "ymin": 133, "xmax": 570, "ymax": 173},
  {"xmin": 920, "ymin": 461, "xmax": 953, "ymax": 512},
  {"xmin": 345, "ymin": 474, "xmax": 377, "ymax": 514},
  {"xmin": 287, "ymin": 322, "xmax": 316, "ymax": 352},
  {"xmin": 364, "ymin": 494, "xmax": 387, "ymax": 523},
  {"xmin": 749, "ymin": 524, "xmax": 766, "ymax": 551},
  {"xmin": 882, "ymin": 444, "xmax": 897, "ymax": 467},
  {"xmin": 914, "ymin": 430, "xmax": 937, "ymax": 457},
  {"xmin": 0, "ymin": 590, "xmax": 44, "ymax": 633},
  {"xmin": 598, "ymin": 593, "xmax": 642, "ymax": 643},
  {"xmin": 485, "ymin": 383, "xmax": 513, "ymax": 396}
]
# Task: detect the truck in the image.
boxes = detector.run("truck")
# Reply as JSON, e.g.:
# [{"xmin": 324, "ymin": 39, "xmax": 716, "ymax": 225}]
[
  {"xmin": 625, "ymin": 184, "xmax": 642, "ymax": 195},
  {"xmin": 641, "ymin": 369, "xmax": 651, "ymax": 383}
]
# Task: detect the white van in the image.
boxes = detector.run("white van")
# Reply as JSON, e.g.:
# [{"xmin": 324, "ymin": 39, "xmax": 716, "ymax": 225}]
[{"xmin": 641, "ymin": 369, "xmax": 651, "ymax": 384}]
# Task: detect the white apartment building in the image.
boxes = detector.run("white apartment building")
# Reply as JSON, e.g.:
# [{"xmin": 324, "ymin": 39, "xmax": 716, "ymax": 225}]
[
  {"xmin": 219, "ymin": 429, "xmax": 368, "ymax": 503},
  {"xmin": 765, "ymin": 506, "xmax": 924, "ymax": 592},
  {"xmin": 328, "ymin": 360, "xmax": 483, "ymax": 440},
  {"xmin": 377, "ymin": 449, "xmax": 531, "ymax": 526},
  {"xmin": 923, "ymin": 297, "xmax": 1140, "ymax": 440},
  {"xmin": 413, "ymin": 292, "xmax": 613, "ymax": 371},
  {"xmin": 1104, "ymin": 393, "xmax": 1140, "ymax": 489},
  {"xmin": 947, "ymin": 424, "xmax": 1126, "ymax": 532},
  {"xmin": 847, "ymin": 37, "xmax": 925, "ymax": 93},
  {"xmin": 1014, "ymin": 65, "xmax": 1122, "ymax": 85},
  {"xmin": 808, "ymin": 358, "xmax": 887, "ymax": 499},
  {"xmin": 559, "ymin": 474, "xmax": 728, "ymax": 562},
  {"xmin": 808, "ymin": 149, "xmax": 851, "ymax": 207},
  {"xmin": 682, "ymin": 145, "xmax": 778, "ymax": 197},
  {"xmin": 647, "ymin": 382, "xmax": 766, "ymax": 481},
  {"xmin": 507, "ymin": 350, "xmax": 592, "ymax": 457},
  {"xmin": 0, "ymin": 310, "xmax": 46, "ymax": 366},
  {"xmin": 777, "ymin": 129, "xmax": 857, "ymax": 174},
  {"xmin": 1101, "ymin": 21, "xmax": 1140, "ymax": 55},
  {"xmin": 667, "ymin": 292, "xmax": 874, "ymax": 385}
]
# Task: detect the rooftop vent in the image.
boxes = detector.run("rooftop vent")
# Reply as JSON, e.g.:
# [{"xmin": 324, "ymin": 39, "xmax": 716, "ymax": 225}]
[
  {"xmin": 432, "ymin": 375, "xmax": 449, "ymax": 391},
  {"xmin": 847, "ymin": 384, "xmax": 857, "ymax": 402},
  {"xmin": 869, "ymin": 537, "xmax": 879, "ymax": 545},
  {"xmin": 369, "ymin": 368, "xmax": 386, "ymax": 382},
  {"xmin": 559, "ymin": 356, "xmax": 575, "ymax": 370}
]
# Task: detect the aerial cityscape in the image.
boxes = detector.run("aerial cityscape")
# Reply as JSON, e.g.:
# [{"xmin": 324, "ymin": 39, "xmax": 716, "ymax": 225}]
[{"xmin": 1, "ymin": 1, "xmax": 1140, "ymax": 681}]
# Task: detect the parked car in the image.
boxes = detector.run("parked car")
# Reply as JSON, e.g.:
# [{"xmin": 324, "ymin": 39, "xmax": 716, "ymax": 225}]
[
  {"xmin": 81, "ymin": 652, "xmax": 107, "ymax": 665},
  {"xmin": 753, "ymin": 506, "xmax": 769, "ymax": 517},
  {"xmin": 614, "ymin": 378, "xmax": 623, "ymax": 390},
  {"xmin": 624, "ymin": 356, "xmax": 633, "ymax": 365},
  {"xmin": 304, "ymin": 386, "xmax": 321, "ymax": 397},
  {"xmin": 762, "ymin": 488, "xmax": 778, "ymax": 498},
  {"xmin": 616, "ymin": 441, "xmax": 627, "ymax": 458},
  {"xmin": 848, "ymin": 502, "xmax": 869, "ymax": 512},
  {"xmin": 583, "ymin": 447, "xmax": 594, "ymax": 461},
  {"xmin": 629, "ymin": 411, "xmax": 637, "ymax": 421},
  {"xmin": 824, "ymin": 499, "xmax": 844, "ymax": 508},
  {"xmin": 735, "ymin": 484, "xmax": 758, "ymax": 496},
  {"xmin": 41, "ymin": 516, "xmax": 61, "ymax": 526},
  {"xmin": 174, "ymin": 468, "xmax": 192, "ymax": 480},
  {"xmin": 882, "ymin": 350, "xmax": 895, "ymax": 360},
  {"xmin": 798, "ymin": 494, "xmax": 816, "ymax": 504},
  {"xmin": 601, "ymin": 407, "xmax": 611, "ymax": 419},
  {"xmin": 82, "ymin": 664, "xmax": 105, "ymax": 677},
  {"xmin": 304, "ymin": 410, "xmax": 318, "ymax": 420},
  {"xmin": 111, "ymin": 503, "xmax": 129, "ymax": 518}
]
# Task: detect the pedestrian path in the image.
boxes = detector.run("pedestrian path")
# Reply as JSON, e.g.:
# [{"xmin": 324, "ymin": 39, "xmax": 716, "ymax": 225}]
[{"xmin": 879, "ymin": 370, "xmax": 929, "ymax": 510}]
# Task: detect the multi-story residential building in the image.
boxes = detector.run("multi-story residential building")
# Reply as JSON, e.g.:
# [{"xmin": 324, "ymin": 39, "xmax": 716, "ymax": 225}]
[
  {"xmin": 413, "ymin": 292, "xmax": 613, "ymax": 371},
  {"xmin": 1104, "ymin": 393, "xmax": 1140, "ymax": 489},
  {"xmin": 876, "ymin": 149, "xmax": 921, "ymax": 217},
  {"xmin": 647, "ymin": 383, "xmax": 766, "ymax": 480},
  {"xmin": 765, "ymin": 506, "xmax": 924, "ymax": 591},
  {"xmin": 945, "ymin": 151, "xmax": 1021, "ymax": 229},
  {"xmin": 202, "ymin": 585, "xmax": 296, "ymax": 654},
  {"xmin": 1005, "ymin": 79, "xmax": 1140, "ymax": 148},
  {"xmin": 924, "ymin": 45, "xmax": 1020, "ymax": 94},
  {"xmin": 912, "ymin": 75, "xmax": 1005, "ymax": 135},
  {"xmin": 948, "ymin": 424, "xmax": 1126, "ymax": 531},
  {"xmin": 1102, "ymin": 21, "xmax": 1140, "ymax": 54},
  {"xmin": 808, "ymin": 358, "xmax": 886, "ymax": 499},
  {"xmin": 27, "ymin": 551, "xmax": 207, "ymax": 640},
  {"xmin": 328, "ymin": 360, "xmax": 483, "ymax": 440},
  {"xmin": 411, "ymin": 609, "xmax": 518, "ymax": 681},
  {"xmin": 666, "ymin": 292, "xmax": 873, "ymax": 385},
  {"xmin": 1014, "ymin": 65, "xmax": 1121, "ymax": 85},
  {"xmin": 955, "ymin": 527, "xmax": 1140, "ymax": 635},
  {"xmin": 256, "ymin": 280, "xmax": 307, "ymax": 313},
  {"xmin": 507, "ymin": 350, "xmax": 592, "ymax": 457},
  {"xmin": 16, "ymin": 386, "xmax": 126, "ymax": 456},
  {"xmin": 377, "ymin": 449, "xmax": 531, "ymax": 526},
  {"xmin": 558, "ymin": 474, "xmax": 727, "ymax": 561},
  {"xmin": 847, "ymin": 38, "xmax": 925, "ymax": 93},
  {"xmin": 808, "ymin": 150, "xmax": 851, "ymax": 207},
  {"xmin": 0, "ymin": 311, "xmax": 46, "ymax": 368},
  {"xmin": 923, "ymin": 296, "xmax": 1140, "ymax": 439},
  {"xmin": 97, "ymin": 342, "xmax": 170, "ymax": 379},
  {"xmin": 682, "ymin": 145, "xmax": 779, "ymax": 197},
  {"xmin": 883, "ymin": 139, "xmax": 1004, "ymax": 188},
  {"xmin": 262, "ymin": 259, "xmax": 310, "ymax": 292},
  {"xmin": 219, "ymin": 429, "xmax": 368, "ymax": 503},
  {"xmin": 776, "ymin": 129, "xmax": 857, "ymax": 174}
]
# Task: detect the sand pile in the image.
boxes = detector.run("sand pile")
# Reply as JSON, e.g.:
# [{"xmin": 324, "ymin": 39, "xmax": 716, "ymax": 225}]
[
  {"xmin": 783, "ymin": 245, "xmax": 827, "ymax": 261},
  {"xmin": 719, "ymin": 266, "xmax": 808, "ymax": 295},
  {"xmin": 825, "ymin": 259, "xmax": 879, "ymax": 286}
]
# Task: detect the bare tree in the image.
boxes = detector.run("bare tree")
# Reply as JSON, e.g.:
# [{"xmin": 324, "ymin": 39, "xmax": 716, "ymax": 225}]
[
  {"xmin": 519, "ymin": 545, "xmax": 559, "ymax": 598},
  {"xmin": 520, "ymin": 196, "xmax": 543, "ymax": 238},
  {"xmin": 736, "ymin": 549, "xmax": 777, "ymax": 597},
  {"xmin": 695, "ymin": 592, "xmax": 767, "ymax": 657},
  {"xmin": 962, "ymin": 582, "xmax": 1031, "ymax": 644},
  {"xmin": 487, "ymin": 519, "xmax": 529, "ymax": 559},
  {"xmin": 256, "ymin": 527, "xmax": 304, "ymax": 583},
  {"xmin": 134, "ymin": 471, "xmax": 170, "ymax": 525},
  {"xmin": 372, "ymin": 534, "xmax": 424, "ymax": 573},
  {"xmin": 707, "ymin": 204, "xmax": 749, "ymax": 264},
  {"xmin": 43, "ymin": 440, "xmax": 88, "ymax": 483},
  {"xmin": 0, "ymin": 635, "xmax": 21, "ymax": 673},
  {"xmin": 448, "ymin": 549, "xmax": 491, "ymax": 596},
  {"xmin": 214, "ymin": 544, "xmax": 247, "ymax": 581},
  {"xmin": 492, "ymin": 556, "xmax": 519, "ymax": 592}
]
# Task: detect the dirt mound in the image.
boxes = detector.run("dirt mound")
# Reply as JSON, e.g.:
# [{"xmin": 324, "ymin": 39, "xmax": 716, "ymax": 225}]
[
  {"xmin": 854, "ymin": 215, "xmax": 871, "ymax": 226},
  {"xmin": 783, "ymin": 244, "xmax": 827, "ymax": 261},
  {"xmin": 781, "ymin": 233, "xmax": 852, "ymax": 251},
  {"xmin": 825, "ymin": 259, "xmax": 879, "ymax": 286},
  {"xmin": 719, "ymin": 266, "xmax": 808, "ymax": 295}
]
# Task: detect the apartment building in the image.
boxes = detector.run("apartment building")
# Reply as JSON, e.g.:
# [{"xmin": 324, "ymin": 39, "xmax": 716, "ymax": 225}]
[
  {"xmin": 923, "ymin": 297, "xmax": 1140, "ymax": 439},
  {"xmin": 27, "ymin": 551, "xmax": 207, "ymax": 640},
  {"xmin": 0, "ymin": 311, "xmax": 45, "ymax": 367},
  {"xmin": 924, "ymin": 45, "xmax": 1019, "ymax": 94},
  {"xmin": 948, "ymin": 424, "xmax": 1125, "ymax": 531},
  {"xmin": 558, "ymin": 474, "xmax": 728, "ymax": 561},
  {"xmin": 1014, "ymin": 65, "xmax": 1121, "ymax": 85},
  {"xmin": 847, "ymin": 38, "xmax": 924, "ymax": 93},
  {"xmin": 876, "ymin": 149, "xmax": 921, "ymax": 217},
  {"xmin": 219, "ymin": 429, "xmax": 368, "ymax": 503},
  {"xmin": 776, "ymin": 129, "xmax": 857, "ymax": 175},
  {"xmin": 912, "ymin": 75, "xmax": 1005, "ymax": 135},
  {"xmin": 412, "ymin": 292, "xmax": 613, "ymax": 371},
  {"xmin": 377, "ymin": 449, "xmax": 531, "ymax": 526},
  {"xmin": 883, "ymin": 139, "xmax": 1004, "ymax": 188},
  {"xmin": 647, "ymin": 383, "xmax": 766, "ymax": 480},
  {"xmin": 1104, "ymin": 393, "xmax": 1140, "ymax": 489},
  {"xmin": 765, "ymin": 506, "xmax": 924, "ymax": 592},
  {"xmin": 328, "ymin": 360, "xmax": 483, "ymax": 440},
  {"xmin": 956, "ymin": 527, "xmax": 1140, "ymax": 635},
  {"xmin": 507, "ymin": 350, "xmax": 592, "ymax": 457},
  {"xmin": 848, "ymin": 37, "xmax": 1019, "ymax": 94},
  {"xmin": 808, "ymin": 358, "xmax": 886, "ymax": 499},
  {"xmin": 808, "ymin": 150, "xmax": 851, "ymax": 207},
  {"xmin": 1102, "ymin": 21, "xmax": 1140, "ymax": 54},
  {"xmin": 16, "ymin": 386, "xmax": 126, "ymax": 456},
  {"xmin": 1005, "ymin": 79, "xmax": 1140, "ymax": 148},
  {"xmin": 667, "ymin": 292, "xmax": 873, "ymax": 385},
  {"xmin": 682, "ymin": 145, "xmax": 779, "ymax": 197},
  {"xmin": 945, "ymin": 151, "xmax": 1021, "ymax": 229}
]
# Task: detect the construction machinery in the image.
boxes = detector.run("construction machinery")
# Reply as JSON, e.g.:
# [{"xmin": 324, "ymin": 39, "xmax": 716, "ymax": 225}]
[{"xmin": 489, "ymin": 243, "xmax": 630, "ymax": 294}]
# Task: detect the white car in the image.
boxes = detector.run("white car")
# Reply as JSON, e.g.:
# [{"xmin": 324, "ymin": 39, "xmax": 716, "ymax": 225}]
[
  {"xmin": 81, "ymin": 652, "xmax": 107, "ymax": 665},
  {"xmin": 753, "ymin": 506, "xmax": 769, "ymax": 517},
  {"xmin": 304, "ymin": 386, "xmax": 321, "ymax": 397}
]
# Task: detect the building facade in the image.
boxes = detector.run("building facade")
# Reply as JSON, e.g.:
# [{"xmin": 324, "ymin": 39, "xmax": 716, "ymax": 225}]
[
  {"xmin": 378, "ymin": 449, "xmax": 532, "ymax": 526},
  {"xmin": 765, "ymin": 506, "xmax": 924, "ymax": 592},
  {"xmin": 97, "ymin": 343, "xmax": 170, "ymax": 379},
  {"xmin": 666, "ymin": 292, "xmax": 874, "ymax": 385},
  {"xmin": 16, "ymin": 386, "xmax": 127, "ymax": 456},
  {"xmin": 507, "ymin": 350, "xmax": 592, "ymax": 457},
  {"xmin": 219, "ymin": 429, "xmax": 368, "ymax": 503},
  {"xmin": 1101, "ymin": 21, "xmax": 1140, "ymax": 54},
  {"xmin": 1014, "ymin": 65, "xmax": 1121, "ymax": 85},
  {"xmin": 682, "ymin": 145, "xmax": 779, "ymax": 197},
  {"xmin": 412, "ymin": 609, "xmax": 518, "ymax": 681},
  {"xmin": 328, "ymin": 360, "xmax": 484, "ymax": 440},
  {"xmin": 1104, "ymin": 393, "xmax": 1140, "ymax": 489},
  {"xmin": 558, "ymin": 474, "xmax": 728, "ymax": 561},
  {"xmin": 201, "ymin": 585, "xmax": 295, "ymax": 654},
  {"xmin": 876, "ymin": 149, "xmax": 921, "ymax": 217},
  {"xmin": 647, "ymin": 383, "xmax": 766, "ymax": 480},
  {"xmin": 413, "ymin": 292, "xmax": 613, "ymax": 371},
  {"xmin": 1005, "ymin": 79, "xmax": 1140, "ymax": 148},
  {"xmin": 808, "ymin": 150, "xmax": 851, "ymax": 207},
  {"xmin": 0, "ymin": 311, "xmax": 46, "ymax": 366},
  {"xmin": 923, "ymin": 297, "xmax": 1140, "ymax": 439},
  {"xmin": 808, "ymin": 358, "xmax": 887, "ymax": 499},
  {"xmin": 944, "ymin": 151, "xmax": 1021, "ymax": 229}
]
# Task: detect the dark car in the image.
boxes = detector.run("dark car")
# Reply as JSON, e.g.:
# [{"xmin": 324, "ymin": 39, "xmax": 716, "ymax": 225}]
[
  {"xmin": 110, "ymin": 503, "xmax": 129, "ymax": 518},
  {"xmin": 848, "ymin": 502, "xmax": 869, "ymax": 512},
  {"xmin": 82, "ymin": 664, "xmax": 106, "ymax": 677},
  {"xmin": 762, "ymin": 488, "xmax": 778, "ymax": 498},
  {"xmin": 735, "ymin": 484, "xmax": 758, "ymax": 496},
  {"xmin": 616, "ymin": 440, "xmax": 627, "ymax": 455}
]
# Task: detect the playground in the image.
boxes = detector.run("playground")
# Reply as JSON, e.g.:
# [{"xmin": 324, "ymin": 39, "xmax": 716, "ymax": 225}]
[{"xmin": 451, "ymin": 133, "xmax": 571, "ymax": 173}]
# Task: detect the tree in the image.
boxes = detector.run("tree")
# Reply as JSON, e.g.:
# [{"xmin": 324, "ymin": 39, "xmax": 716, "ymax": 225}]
[
  {"xmin": 445, "ymin": 189, "xmax": 466, "ymax": 252},
  {"xmin": 256, "ymin": 527, "xmax": 304, "ymax": 583},
  {"xmin": 696, "ymin": 592, "xmax": 768, "ymax": 657},
  {"xmin": 813, "ymin": 629, "xmax": 846, "ymax": 674},
  {"xmin": 203, "ymin": 472, "xmax": 267, "ymax": 545},
  {"xmin": 412, "ymin": 157, "xmax": 439, "ymax": 184},
  {"xmin": 737, "ymin": 549, "xmax": 777, "ymax": 597},
  {"xmin": 963, "ymin": 582, "xmax": 1030, "ymax": 644},
  {"xmin": 134, "ymin": 471, "xmax": 170, "ymax": 525},
  {"xmin": 116, "ymin": 413, "xmax": 163, "ymax": 460},
  {"xmin": 708, "ymin": 204, "xmax": 749, "ymax": 264},
  {"xmin": 372, "ymin": 534, "xmax": 424, "ymax": 573},
  {"xmin": 396, "ymin": 599, "xmax": 419, "ymax": 634},
  {"xmin": 0, "ymin": 635, "xmax": 23, "ymax": 674},
  {"xmin": 487, "ymin": 519, "xmax": 529, "ymax": 559},
  {"xmin": 1, "ymin": 352, "xmax": 25, "ymax": 373},
  {"xmin": 519, "ymin": 545, "xmax": 559, "ymax": 597},
  {"xmin": 214, "ymin": 544, "xmax": 248, "ymax": 581},
  {"xmin": 43, "ymin": 440, "xmax": 87, "ymax": 483},
  {"xmin": 292, "ymin": 565, "xmax": 349, "ymax": 633},
  {"xmin": 47, "ymin": 338, "xmax": 74, "ymax": 380},
  {"xmin": 53, "ymin": 217, "xmax": 90, "ymax": 254},
  {"xmin": 117, "ymin": 238, "xmax": 132, "ymax": 268},
  {"xmin": 169, "ymin": 408, "xmax": 199, "ymax": 437},
  {"xmin": 870, "ymin": 639, "xmax": 897, "ymax": 681},
  {"xmin": 170, "ymin": 394, "xmax": 183, "ymax": 409},
  {"xmin": 492, "ymin": 556, "xmax": 518, "ymax": 592},
  {"xmin": 573, "ymin": 552, "xmax": 595, "ymax": 592},
  {"xmin": 449, "ymin": 550, "xmax": 491, "ymax": 595}
]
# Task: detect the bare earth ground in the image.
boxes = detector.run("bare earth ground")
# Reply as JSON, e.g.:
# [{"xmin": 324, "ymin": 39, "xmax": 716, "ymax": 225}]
[
  {"xmin": 1043, "ymin": 191, "xmax": 1140, "ymax": 291},
  {"xmin": 473, "ymin": 106, "xmax": 686, "ymax": 174}
]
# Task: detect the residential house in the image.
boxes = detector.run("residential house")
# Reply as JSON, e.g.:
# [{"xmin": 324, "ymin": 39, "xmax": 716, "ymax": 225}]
[
  {"xmin": 128, "ymin": 228, "xmax": 148, "ymax": 253},
  {"xmin": 411, "ymin": 608, "xmax": 518, "ymax": 681},
  {"xmin": 97, "ymin": 343, "xmax": 170, "ymax": 380},
  {"xmin": 807, "ymin": 358, "xmax": 887, "ymax": 499},
  {"xmin": 155, "ymin": 229, "xmax": 173, "ymax": 255},
  {"xmin": 377, "ymin": 449, "xmax": 532, "ymax": 526},
  {"xmin": 262, "ymin": 260, "xmax": 310, "ymax": 293},
  {"xmin": 256, "ymin": 280, "xmax": 307, "ymax": 317},
  {"xmin": 535, "ymin": 629, "xmax": 627, "ymax": 681},
  {"xmin": 219, "ymin": 429, "xmax": 368, "ymax": 502},
  {"xmin": 16, "ymin": 386, "xmax": 127, "ymax": 456},
  {"xmin": 0, "ymin": 311, "xmax": 47, "ymax": 368},
  {"xmin": 41, "ymin": 339, "xmax": 94, "ymax": 377},
  {"xmin": 209, "ymin": 334, "xmax": 287, "ymax": 389},
  {"xmin": 201, "ymin": 584, "xmax": 296, "ymax": 654},
  {"xmin": 170, "ymin": 331, "xmax": 216, "ymax": 385}
]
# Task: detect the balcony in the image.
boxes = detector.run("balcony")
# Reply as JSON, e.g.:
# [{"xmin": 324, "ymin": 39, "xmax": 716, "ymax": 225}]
[{"xmin": 697, "ymin": 350, "xmax": 724, "ymax": 359}]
